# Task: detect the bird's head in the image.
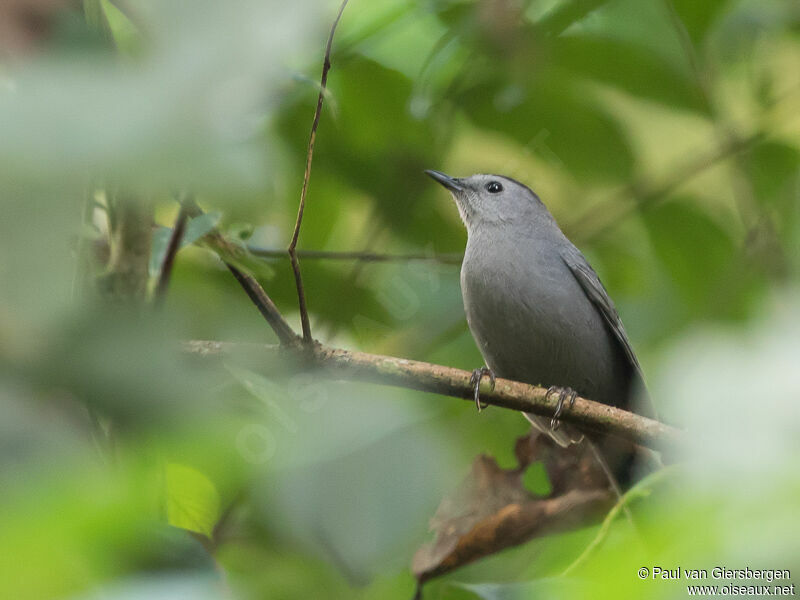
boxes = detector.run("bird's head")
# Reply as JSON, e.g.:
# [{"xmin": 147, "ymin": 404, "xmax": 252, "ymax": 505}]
[{"xmin": 425, "ymin": 170, "xmax": 546, "ymax": 230}]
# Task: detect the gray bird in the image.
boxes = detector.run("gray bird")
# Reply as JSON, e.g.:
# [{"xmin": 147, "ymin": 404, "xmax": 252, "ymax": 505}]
[{"xmin": 426, "ymin": 170, "xmax": 651, "ymax": 481}]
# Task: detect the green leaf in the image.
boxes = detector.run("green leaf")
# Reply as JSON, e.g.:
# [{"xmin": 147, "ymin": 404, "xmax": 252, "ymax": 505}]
[
  {"xmin": 225, "ymin": 222, "xmax": 255, "ymax": 241},
  {"xmin": 0, "ymin": 2, "xmax": 316, "ymax": 194},
  {"xmin": 148, "ymin": 212, "xmax": 222, "ymax": 277},
  {"xmin": 747, "ymin": 141, "xmax": 800, "ymax": 219},
  {"xmin": 458, "ymin": 73, "xmax": 634, "ymax": 182},
  {"xmin": 669, "ymin": 0, "xmax": 730, "ymax": 46},
  {"xmin": 642, "ymin": 198, "xmax": 742, "ymax": 316},
  {"xmin": 534, "ymin": 0, "xmax": 611, "ymax": 37},
  {"xmin": 166, "ymin": 463, "xmax": 221, "ymax": 538},
  {"xmin": 184, "ymin": 211, "xmax": 223, "ymax": 246},
  {"xmin": 452, "ymin": 580, "xmax": 580, "ymax": 600},
  {"xmin": 101, "ymin": 0, "xmax": 142, "ymax": 56},
  {"xmin": 551, "ymin": 35, "xmax": 708, "ymax": 113}
]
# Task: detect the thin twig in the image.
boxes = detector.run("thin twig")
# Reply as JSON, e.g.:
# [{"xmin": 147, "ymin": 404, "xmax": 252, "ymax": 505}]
[
  {"xmin": 288, "ymin": 0, "xmax": 350, "ymax": 343},
  {"xmin": 154, "ymin": 200, "xmax": 190, "ymax": 307},
  {"xmin": 184, "ymin": 340, "xmax": 683, "ymax": 451},
  {"xmin": 249, "ymin": 246, "xmax": 463, "ymax": 265}
]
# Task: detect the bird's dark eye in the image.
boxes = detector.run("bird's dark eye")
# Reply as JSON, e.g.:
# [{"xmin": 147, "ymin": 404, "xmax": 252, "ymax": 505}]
[{"xmin": 486, "ymin": 181, "xmax": 503, "ymax": 193}]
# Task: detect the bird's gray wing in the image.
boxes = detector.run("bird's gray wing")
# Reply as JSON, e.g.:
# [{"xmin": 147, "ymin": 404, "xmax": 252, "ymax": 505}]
[{"xmin": 560, "ymin": 247, "xmax": 648, "ymax": 398}]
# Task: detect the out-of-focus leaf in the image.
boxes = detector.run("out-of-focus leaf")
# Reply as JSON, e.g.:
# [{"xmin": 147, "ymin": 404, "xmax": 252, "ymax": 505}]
[
  {"xmin": 34, "ymin": 309, "xmax": 219, "ymax": 427},
  {"xmin": 0, "ymin": 191, "xmax": 84, "ymax": 323},
  {"xmin": 746, "ymin": 141, "xmax": 800, "ymax": 258},
  {"xmin": 0, "ymin": 0, "xmax": 317, "ymax": 194},
  {"xmin": 452, "ymin": 579, "xmax": 580, "ymax": 600},
  {"xmin": 457, "ymin": 73, "xmax": 634, "ymax": 182},
  {"xmin": 70, "ymin": 574, "xmax": 226, "ymax": 600},
  {"xmin": 642, "ymin": 198, "xmax": 744, "ymax": 316},
  {"xmin": 572, "ymin": 0, "xmax": 688, "ymax": 66},
  {"xmin": 669, "ymin": 0, "xmax": 731, "ymax": 46},
  {"xmin": 216, "ymin": 539, "xmax": 381, "ymax": 599},
  {"xmin": 685, "ymin": 0, "xmax": 800, "ymax": 62},
  {"xmin": 225, "ymin": 365, "xmax": 454, "ymax": 580},
  {"xmin": 339, "ymin": 0, "xmax": 447, "ymax": 79},
  {"xmin": 534, "ymin": 0, "xmax": 611, "ymax": 37},
  {"xmin": 0, "ymin": 386, "xmax": 93, "ymax": 480},
  {"xmin": 184, "ymin": 211, "xmax": 222, "ymax": 246},
  {"xmin": 101, "ymin": 0, "xmax": 141, "ymax": 56},
  {"xmin": 0, "ymin": 459, "xmax": 160, "ymax": 600},
  {"xmin": 551, "ymin": 35, "xmax": 708, "ymax": 113},
  {"xmin": 83, "ymin": 0, "xmax": 113, "ymax": 38},
  {"xmin": 165, "ymin": 463, "xmax": 221, "ymax": 538}
]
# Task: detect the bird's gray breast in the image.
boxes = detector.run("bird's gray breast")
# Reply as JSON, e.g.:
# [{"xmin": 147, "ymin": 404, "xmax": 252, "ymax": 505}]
[{"xmin": 460, "ymin": 230, "xmax": 627, "ymax": 405}]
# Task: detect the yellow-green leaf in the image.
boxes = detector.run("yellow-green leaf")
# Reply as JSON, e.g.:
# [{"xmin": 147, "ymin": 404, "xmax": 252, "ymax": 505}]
[{"xmin": 166, "ymin": 463, "xmax": 221, "ymax": 538}]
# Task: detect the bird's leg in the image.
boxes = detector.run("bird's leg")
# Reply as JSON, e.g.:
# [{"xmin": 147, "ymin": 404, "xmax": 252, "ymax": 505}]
[
  {"xmin": 547, "ymin": 386, "xmax": 577, "ymax": 430},
  {"xmin": 469, "ymin": 366, "xmax": 496, "ymax": 412}
]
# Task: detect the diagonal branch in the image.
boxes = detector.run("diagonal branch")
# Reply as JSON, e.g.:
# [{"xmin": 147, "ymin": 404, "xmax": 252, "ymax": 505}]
[
  {"xmin": 153, "ymin": 197, "xmax": 190, "ymax": 307},
  {"xmin": 288, "ymin": 0, "xmax": 350, "ymax": 343},
  {"xmin": 183, "ymin": 200, "xmax": 299, "ymax": 346},
  {"xmin": 224, "ymin": 265, "xmax": 300, "ymax": 346},
  {"xmin": 183, "ymin": 340, "xmax": 682, "ymax": 451}
]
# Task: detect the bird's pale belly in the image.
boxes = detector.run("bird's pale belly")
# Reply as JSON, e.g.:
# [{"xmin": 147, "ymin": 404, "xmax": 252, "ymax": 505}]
[{"xmin": 461, "ymin": 265, "xmax": 628, "ymax": 407}]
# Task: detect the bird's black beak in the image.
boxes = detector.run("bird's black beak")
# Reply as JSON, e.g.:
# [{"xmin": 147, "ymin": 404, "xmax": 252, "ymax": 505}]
[{"xmin": 425, "ymin": 169, "xmax": 463, "ymax": 192}]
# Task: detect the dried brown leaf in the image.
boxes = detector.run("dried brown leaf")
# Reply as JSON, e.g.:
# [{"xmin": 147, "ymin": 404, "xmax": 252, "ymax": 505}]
[{"xmin": 412, "ymin": 432, "xmax": 615, "ymax": 583}]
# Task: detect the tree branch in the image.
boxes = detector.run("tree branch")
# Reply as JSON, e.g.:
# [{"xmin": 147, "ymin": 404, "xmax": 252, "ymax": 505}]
[
  {"xmin": 288, "ymin": 0, "xmax": 350, "ymax": 343},
  {"xmin": 96, "ymin": 191, "xmax": 152, "ymax": 303},
  {"xmin": 183, "ymin": 340, "xmax": 681, "ymax": 451}
]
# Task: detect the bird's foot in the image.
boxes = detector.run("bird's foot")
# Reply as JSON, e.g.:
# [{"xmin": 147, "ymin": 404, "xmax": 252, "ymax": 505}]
[
  {"xmin": 546, "ymin": 386, "xmax": 578, "ymax": 430},
  {"xmin": 469, "ymin": 366, "xmax": 496, "ymax": 412}
]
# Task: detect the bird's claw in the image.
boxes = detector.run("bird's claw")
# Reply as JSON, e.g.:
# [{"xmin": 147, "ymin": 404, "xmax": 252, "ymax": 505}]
[
  {"xmin": 546, "ymin": 386, "xmax": 577, "ymax": 430},
  {"xmin": 469, "ymin": 366, "xmax": 496, "ymax": 412}
]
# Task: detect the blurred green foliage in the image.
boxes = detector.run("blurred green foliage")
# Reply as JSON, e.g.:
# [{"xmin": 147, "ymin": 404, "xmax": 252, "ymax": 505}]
[{"xmin": 0, "ymin": 0, "xmax": 798, "ymax": 598}]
